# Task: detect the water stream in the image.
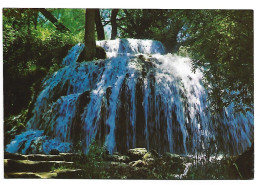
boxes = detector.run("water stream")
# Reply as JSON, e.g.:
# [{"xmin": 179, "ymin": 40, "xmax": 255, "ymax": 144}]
[{"xmin": 6, "ymin": 39, "xmax": 253, "ymax": 155}]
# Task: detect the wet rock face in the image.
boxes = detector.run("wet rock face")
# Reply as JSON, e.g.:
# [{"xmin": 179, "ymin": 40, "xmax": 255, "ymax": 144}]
[{"xmin": 6, "ymin": 39, "xmax": 253, "ymax": 156}]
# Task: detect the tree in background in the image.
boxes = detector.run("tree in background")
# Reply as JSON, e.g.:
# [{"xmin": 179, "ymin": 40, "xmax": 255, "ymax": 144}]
[
  {"xmin": 95, "ymin": 9, "xmax": 105, "ymax": 40},
  {"xmin": 118, "ymin": 9, "xmax": 189, "ymax": 52},
  {"xmin": 182, "ymin": 10, "xmax": 253, "ymax": 112},
  {"xmin": 84, "ymin": 9, "xmax": 96, "ymax": 61},
  {"xmin": 111, "ymin": 9, "xmax": 119, "ymax": 39},
  {"xmin": 3, "ymin": 8, "xmax": 253, "ymax": 117},
  {"xmin": 3, "ymin": 8, "xmax": 85, "ymax": 117},
  {"xmin": 118, "ymin": 9, "xmax": 253, "ymax": 112}
]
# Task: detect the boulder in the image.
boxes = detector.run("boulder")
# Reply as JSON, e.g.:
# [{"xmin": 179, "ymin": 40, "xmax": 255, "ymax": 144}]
[
  {"xmin": 143, "ymin": 158, "xmax": 155, "ymax": 166},
  {"xmin": 143, "ymin": 150, "xmax": 159, "ymax": 160},
  {"xmin": 129, "ymin": 160, "xmax": 146, "ymax": 167},
  {"xmin": 128, "ymin": 148, "xmax": 147, "ymax": 161},
  {"xmin": 107, "ymin": 154, "xmax": 130, "ymax": 163},
  {"xmin": 107, "ymin": 161, "xmax": 129, "ymax": 168},
  {"xmin": 163, "ymin": 152, "xmax": 182, "ymax": 163}
]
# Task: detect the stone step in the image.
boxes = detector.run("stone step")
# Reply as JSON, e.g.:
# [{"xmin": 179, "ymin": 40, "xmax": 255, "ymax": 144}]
[
  {"xmin": 4, "ymin": 153, "xmax": 28, "ymax": 160},
  {"xmin": 5, "ymin": 169, "xmax": 84, "ymax": 179},
  {"xmin": 54, "ymin": 169, "xmax": 84, "ymax": 179},
  {"xmin": 4, "ymin": 152, "xmax": 82, "ymax": 162},
  {"xmin": 27, "ymin": 154, "xmax": 65, "ymax": 161},
  {"xmin": 5, "ymin": 172, "xmax": 42, "ymax": 179},
  {"xmin": 59, "ymin": 153, "xmax": 83, "ymax": 161},
  {"xmin": 4, "ymin": 159, "xmax": 74, "ymax": 173}
]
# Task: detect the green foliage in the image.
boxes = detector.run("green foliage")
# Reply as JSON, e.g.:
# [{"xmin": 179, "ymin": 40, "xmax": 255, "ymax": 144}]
[
  {"xmin": 75, "ymin": 142, "xmax": 110, "ymax": 179},
  {"xmin": 3, "ymin": 9, "xmax": 254, "ymax": 180},
  {"xmin": 116, "ymin": 9, "xmax": 253, "ymax": 112},
  {"xmin": 66, "ymin": 144, "xmax": 238, "ymax": 179},
  {"xmin": 50, "ymin": 9, "xmax": 85, "ymax": 36},
  {"xmin": 4, "ymin": 8, "xmax": 253, "ymax": 117},
  {"xmin": 4, "ymin": 109, "xmax": 27, "ymax": 146},
  {"xmin": 3, "ymin": 8, "xmax": 81, "ymax": 117},
  {"xmin": 177, "ymin": 46, "xmax": 190, "ymax": 57},
  {"xmin": 118, "ymin": 10, "xmax": 190, "ymax": 52},
  {"xmin": 118, "ymin": 10, "xmax": 170, "ymax": 50},
  {"xmin": 181, "ymin": 10, "xmax": 253, "ymax": 112},
  {"xmin": 184, "ymin": 156, "xmax": 237, "ymax": 180}
]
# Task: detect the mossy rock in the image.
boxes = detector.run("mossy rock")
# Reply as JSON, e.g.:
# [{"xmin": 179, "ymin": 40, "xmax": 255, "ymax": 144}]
[
  {"xmin": 143, "ymin": 150, "xmax": 159, "ymax": 161},
  {"xmin": 106, "ymin": 154, "xmax": 130, "ymax": 163},
  {"xmin": 128, "ymin": 148, "xmax": 147, "ymax": 161},
  {"xmin": 129, "ymin": 160, "xmax": 146, "ymax": 167},
  {"xmin": 163, "ymin": 152, "xmax": 182, "ymax": 163}
]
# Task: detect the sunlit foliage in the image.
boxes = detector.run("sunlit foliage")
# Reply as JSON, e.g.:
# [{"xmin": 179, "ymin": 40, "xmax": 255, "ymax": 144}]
[{"xmin": 3, "ymin": 8, "xmax": 253, "ymax": 118}]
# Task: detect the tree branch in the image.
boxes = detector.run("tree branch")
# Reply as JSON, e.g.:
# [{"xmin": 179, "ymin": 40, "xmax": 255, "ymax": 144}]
[{"xmin": 37, "ymin": 8, "xmax": 71, "ymax": 32}]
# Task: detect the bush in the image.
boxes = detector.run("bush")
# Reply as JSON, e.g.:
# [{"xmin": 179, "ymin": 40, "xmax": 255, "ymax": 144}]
[{"xmin": 74, "ymin": 142, "xmax": 110, "ymax": 179}]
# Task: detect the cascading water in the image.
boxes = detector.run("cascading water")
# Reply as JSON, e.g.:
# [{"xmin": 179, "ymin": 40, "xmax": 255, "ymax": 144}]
[{"xmin": 6, "ymin": 38, "xmax": 253, "ymax": 155}]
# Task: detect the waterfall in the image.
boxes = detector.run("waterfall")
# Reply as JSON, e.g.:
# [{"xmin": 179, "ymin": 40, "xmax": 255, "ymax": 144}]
[{"xmin": 6, "ymin": 38, "xmax": 253, "ymax": 155}]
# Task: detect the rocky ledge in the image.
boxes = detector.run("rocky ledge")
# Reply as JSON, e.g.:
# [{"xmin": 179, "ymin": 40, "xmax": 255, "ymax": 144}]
[
  {"xmin": 4, "ymin": 146, "xmax": 253, "ymax": 179},
  {"xmin": 4, "ymin": 152, "xmax": 84, "ymax": 179},
  {"xmin": 4, "ymin": 148, "xmax": 189, "ymax": 179},
  {"xmin": 98, "ymin": 148, "xmax": 191, "ymax": 179}
]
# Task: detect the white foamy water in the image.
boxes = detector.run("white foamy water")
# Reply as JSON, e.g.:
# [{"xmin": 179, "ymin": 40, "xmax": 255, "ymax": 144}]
[{"xmin": 6, "ymin": 39, "xmax": 253, "ymax": 155}]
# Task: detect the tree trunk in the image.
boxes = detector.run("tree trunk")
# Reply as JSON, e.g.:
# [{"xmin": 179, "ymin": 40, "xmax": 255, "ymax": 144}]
[
  {"xmin": 32, "ymin": 9, "xmax": 39, "ymax": 29},
  {"xmin": 84, "ymin": 9, "xmax": 96, "ymax": 61},
  {"xmin": 95, "ymin": 9, "xmax": 105, "ymax": 40},
  {"xmin": 38, "ymin": 8, "xmax": 71, "ymax": 32},
  {"xmin": 111, "ymin": 9, "xmax": 119, "ymax": 40}
]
